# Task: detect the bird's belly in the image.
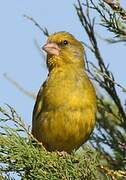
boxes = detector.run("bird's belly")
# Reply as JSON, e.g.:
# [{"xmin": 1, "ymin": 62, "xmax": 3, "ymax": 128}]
[{"xmin": 36, "ymin": 107, "xmax": 95, "ymax": 153}]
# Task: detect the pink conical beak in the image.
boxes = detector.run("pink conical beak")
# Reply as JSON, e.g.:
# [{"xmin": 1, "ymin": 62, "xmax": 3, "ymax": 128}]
[{"xmin": 42, "ymin": 42, "xmax": 60, "ymax": 56}]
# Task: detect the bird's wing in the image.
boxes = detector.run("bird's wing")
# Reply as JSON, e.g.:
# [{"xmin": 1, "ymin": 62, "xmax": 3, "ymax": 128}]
[{"xmin": 32, "ymin": 81, "xmax": 46, "ymax": 131}]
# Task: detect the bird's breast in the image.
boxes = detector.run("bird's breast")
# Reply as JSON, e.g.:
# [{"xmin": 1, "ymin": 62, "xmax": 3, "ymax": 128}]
[{"xmin": 42, "ymin": 67, "xmax": 96, "ymax": 112}]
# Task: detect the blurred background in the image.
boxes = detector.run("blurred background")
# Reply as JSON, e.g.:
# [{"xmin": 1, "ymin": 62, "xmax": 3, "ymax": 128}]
[{"xmin": 0, "ymin": 0, "xmax": 125, "ymax": 127}]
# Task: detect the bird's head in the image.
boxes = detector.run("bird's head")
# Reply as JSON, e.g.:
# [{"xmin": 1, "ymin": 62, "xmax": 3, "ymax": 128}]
[{"xmin": 42, "ymin": 31, "xmax": 85, "ymax": 71}]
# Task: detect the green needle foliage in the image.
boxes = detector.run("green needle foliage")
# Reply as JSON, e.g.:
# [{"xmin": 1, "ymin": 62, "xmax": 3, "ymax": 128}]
[{"xmin": 0, "ymin": 105, "xmax": 100, "ymax": 180}]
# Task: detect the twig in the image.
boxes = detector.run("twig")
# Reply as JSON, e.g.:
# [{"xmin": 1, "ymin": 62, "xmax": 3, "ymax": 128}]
[
  {"xmin": 93, "ymin": 67, "xmax": 126, "ymax": 92},
  {"xmin": 87, "ymin": 0, "xmax": 126, "ymax": 38},
  {"xmin": 0, "ymin": 105, "xmax": 44, "ymax": 148},
  {"xmin": 95, "ymin": 32, "xmax": 126, "ymax": 44},
  {"xmin": 103, "ymin": 0, "xmax": 126, "ymax": 20},
  {"xmin": 75, "ymin": 0, "xmax": 126, "ymax": 124},
  {"xmin": 33, "ymin": 38, "xmax": 46, "ymax": 65},
  {"xmin": 23, "ymin": 14, "xmax": 49, "ymax": 37},
  {"xmin": 100, "ymin": 165, "xmax": 126, "ymax": 180},
  {"xmin": 81, "ymin": 41, "xmax": 95, "ymax": 53},
  {"xmin": 4, "ymin": 73, "xmax": 36, "ymax": 99}
]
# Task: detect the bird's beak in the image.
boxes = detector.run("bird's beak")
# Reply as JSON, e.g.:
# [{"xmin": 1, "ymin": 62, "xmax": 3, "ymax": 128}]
[{"xmin": 42, "ymin": 42, "xmax": 60, "ymax": 56}]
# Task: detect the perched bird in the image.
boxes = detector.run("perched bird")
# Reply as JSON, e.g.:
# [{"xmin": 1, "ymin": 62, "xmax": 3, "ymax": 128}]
[{"xmin": 32, "ymin": 31, "xmax": 96, "ymax": 153}]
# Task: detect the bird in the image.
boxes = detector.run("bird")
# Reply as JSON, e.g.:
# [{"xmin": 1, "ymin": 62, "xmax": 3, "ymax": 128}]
[{"xmin": 32, "ymin": 31, "xmax": 96, "ymax": 153}]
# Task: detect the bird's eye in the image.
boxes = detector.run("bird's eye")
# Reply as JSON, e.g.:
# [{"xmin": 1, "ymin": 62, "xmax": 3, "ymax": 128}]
[{"xmin": 63, "ymin": 40, "xmax": 68, "ymax": 45}]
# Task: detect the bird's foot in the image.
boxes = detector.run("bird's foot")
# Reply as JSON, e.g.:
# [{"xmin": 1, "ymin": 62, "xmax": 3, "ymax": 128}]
[{"xmin": 56, "ymin": 151, "xmax": 68, "ymax": 157}]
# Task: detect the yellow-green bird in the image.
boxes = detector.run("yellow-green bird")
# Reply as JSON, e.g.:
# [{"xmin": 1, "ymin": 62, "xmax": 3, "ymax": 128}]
[{"xmin": 32, "ymin": 31, "xmax": 96, "ymax": 153}]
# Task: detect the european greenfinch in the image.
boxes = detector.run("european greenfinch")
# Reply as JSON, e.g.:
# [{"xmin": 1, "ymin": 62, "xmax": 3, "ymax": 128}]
[{"xmin": 32, "ymin": 31, "xmax": 96, "ymax": 153}]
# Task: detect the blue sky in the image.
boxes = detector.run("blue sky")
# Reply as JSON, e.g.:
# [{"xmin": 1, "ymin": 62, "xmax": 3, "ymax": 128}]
[{"xmin": 0, "ymin": 0, "xmax": 126, "ymax": 127}]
